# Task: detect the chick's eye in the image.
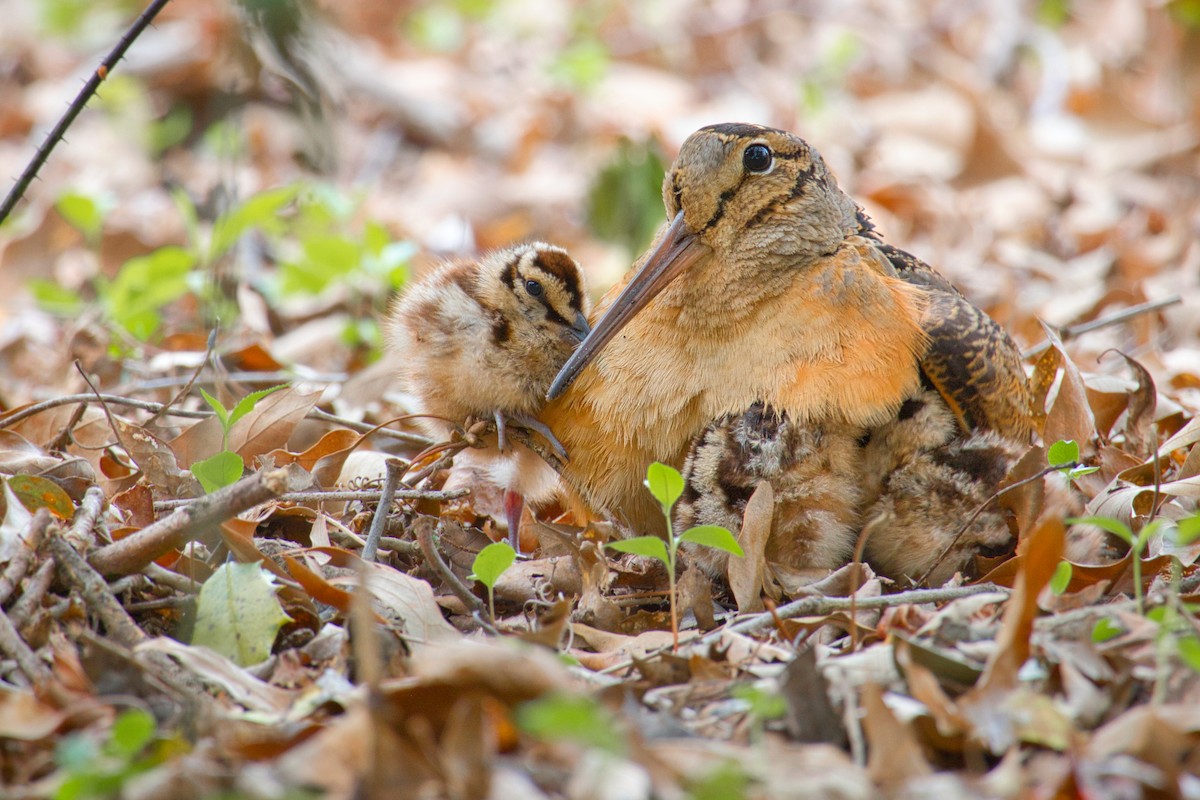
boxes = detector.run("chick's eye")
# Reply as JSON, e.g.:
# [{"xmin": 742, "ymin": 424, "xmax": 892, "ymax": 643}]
[
  {"xmin": 524, "ymin": 279, "xmax": 544, "ymax": 297},
  {"xmin": 743, "ymin": 144, "xmax": 772, "ymax": 173}
]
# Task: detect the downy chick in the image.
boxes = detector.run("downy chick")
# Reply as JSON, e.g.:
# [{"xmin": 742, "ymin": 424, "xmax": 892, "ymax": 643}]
[{"xmin": 387, "ymin": 242, "xmax": 590, "ymax": 550}]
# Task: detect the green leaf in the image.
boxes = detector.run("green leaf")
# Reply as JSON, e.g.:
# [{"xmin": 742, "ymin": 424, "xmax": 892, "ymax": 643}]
[
  {"xmin": 104, "ymin": 246, "xmax": 196, "ymax": 339},
  {"xmin": 1177, "ymin": 636, "xmax": 1200, "ymax": 672},
  {"xmin": 644, "ymin": 461, "xmax": 684, "ymax": 510},
  {"xmin": 679, "ymin": 525, "xmax": 745, "ymax": 557},
  {"xmin": 199, "ymin": 388, "xmax": 230, "ymax": 431},
  {"xmin": 192, "ymin": 562, "xmax": 291, "ymax": 666},
  {"xmin": 468, "ymin": 542, "xmax": 517, "ymax": 590},
  {"xmin": 6, "ymin": 474, "xmax": 75, "ymax": 519},
  {"xmin": 56, "ymin": 190, "xmax": 106, "ymax": 242},
  {"xmin": 586, "ymin": 137, "xmax": 669, "ymax": 253},
  {"xmin": 1047, "ymin": 439, "xmax": 1080, "ymax": 467},
  {"xmin": 209, "ymin": 186, "xmax": 298, "ymax": 260},
  {"xmin": 1049, "ymin": 560, "xmax": 1072, "ymax": 595},
  {"xmin": 606, "ymin": 536, "xmax": 669, "ymax": 566},
  {"xmin": 192, "ymin": 450, "xmax": 244, "ymax": 493},
  {"xmin": 515, "ymin": 694, "xmax": 623, "ymax": 753},
  {"xmin": 1134, "ymin": 519, "xmax": 1164, "ymax": 552},
  {"xmin": 688, "ymin": 761, "xmax": 751, "ymax": 800},
  {"xmin": 1067, "ymin": 516, "xmax": 1134, "ymax": 546},
  {"xmin": 107, "ymin": 709, "xmax": 155, "ymax": 757},
  {"xmin": 227, "ymin": 384, "xmax": 287, "ymax": 429},
  {"xmin": 1174, "ymin": 515, "xmax": 1200, "ymax": 546},
  {"xmin": 28, "ymin": 279, "xmax": 84, "ymax": 317},
  {"xmin": 1091, "ymin": 617, "xmax": 1123, "ymax": 643}
]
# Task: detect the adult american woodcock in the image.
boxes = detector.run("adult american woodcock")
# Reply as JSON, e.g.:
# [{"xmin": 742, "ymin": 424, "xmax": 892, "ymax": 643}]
[{"xmin": 542, "ymin": 123, "xmax": 1032, "ymax": 540}]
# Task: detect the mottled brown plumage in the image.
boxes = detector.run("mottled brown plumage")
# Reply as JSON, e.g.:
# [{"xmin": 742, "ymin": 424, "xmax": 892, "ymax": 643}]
[
  {"xmin": 676, "ymin": 403, "xmax": 860, "ymax": 580},
  {"xmin": 543, "ymin": 123, "xmax": 930, "ymax": 535},
  {"xmin": 539, "ymin": 123, "xmax": 1032, "ymax": 583}
]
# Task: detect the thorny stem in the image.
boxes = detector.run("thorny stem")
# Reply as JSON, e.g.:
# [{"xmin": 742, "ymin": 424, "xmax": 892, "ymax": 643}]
[{"xmin": 0, "ymin": 0, "xmax": 175, "ymax": 222}]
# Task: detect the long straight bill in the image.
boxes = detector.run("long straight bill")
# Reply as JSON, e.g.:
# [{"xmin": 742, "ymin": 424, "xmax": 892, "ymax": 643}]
[{"xmin": 546, "ymin": 211, "xmax": 707, "ymax": 400}]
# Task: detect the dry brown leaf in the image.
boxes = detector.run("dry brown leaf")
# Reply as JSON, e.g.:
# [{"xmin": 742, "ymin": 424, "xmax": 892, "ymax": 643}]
[
  {"xmin": 229, "ymin": 387, "xmax": 321, "ymax": 463},
  {"xmin": 728, "ymin": 480, "xmax": 772, "ymax": 613},
  {"xmin": 862, "ymin": 683, "xmax": 934, "ymax": 789}
]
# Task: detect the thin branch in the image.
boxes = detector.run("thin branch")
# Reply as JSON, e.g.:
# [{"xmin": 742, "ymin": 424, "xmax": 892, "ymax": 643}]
[
  {"xmin": 0, "ymin": 605, "xmax": 52, "ymax": 688},
  {"xmin": 0, "ymin": 395, "xmax": 431, "ymax": 447},
  {"xmin": 66, "ymin": 486, "xmax": 107, "ymax": 550},
  {"xmin": 728, "ymin": 583, "xmax": 1008, "ymax": 637},
  {"xmin": 414, "ymin": 517, "xmax": 486, "ymax": 619},
  {"xmin": 88, "ymin": 466, "xmax": 293, "ymax": 577},
  {"xmin": 152, "ymin": 487, "xmax": 469, "ymax": 509},
  {"xmin": 7, "ymin": 558, "xmax": 57, "ymax": 629},
  {"xmin": 0, "ymin": 508, "xmax": 52, "ymax": 606},
  {"xmin": 146, "ymin": 326, "xmax": 218, "ymax": 426},
  {"xmin": 1022, "ymin": 295, "xmax": 1182, "ymax": 358},
  {"xmin": 47, "ymin": 534, "xmax": 146, "ymax": 647},
  {"xmin": 362, "ymin": 458, "xmax": 404, "ymax": 562},
  {"xmin": 0, "ymin": 0, "xmax": 175, "ymax": 223}
]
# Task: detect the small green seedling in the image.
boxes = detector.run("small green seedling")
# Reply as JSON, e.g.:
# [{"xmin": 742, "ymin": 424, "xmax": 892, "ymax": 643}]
[
  {"xmin": 1067, "ymin": 515, "xmax": 1162, "ymax": 616},
  {"xmin": 468, "ymin": 541, "xmax": 517, "ymax": 621},
  {"xmin": 191, "ymin": 385, "xmax": 285, "ymax": 493},
  {"xmin": 1049, "ymin": 560, "xmax": 1073, "ymax": 596},
  {"xmin": 607, "ymin": 462, "xmax": 744, "ymax": 649},
  {"xmin": 1047, "ymin": 439, "xmax": 1098, "ymax": 482}
]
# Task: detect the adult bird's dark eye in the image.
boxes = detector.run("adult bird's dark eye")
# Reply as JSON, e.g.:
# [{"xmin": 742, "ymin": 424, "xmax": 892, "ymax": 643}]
[
  {"xmin": 743, "ymin": 144, "xmax": 772, "ymax": 173},
  {"xmin": 525, "ymin": 280, "xmax": 544, "ymax": 297}
]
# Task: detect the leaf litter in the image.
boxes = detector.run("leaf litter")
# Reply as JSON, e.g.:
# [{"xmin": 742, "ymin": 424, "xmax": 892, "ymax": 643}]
[{"xmin": 1, "ymin": 1, "xmax": 1199, "ymax": 798}]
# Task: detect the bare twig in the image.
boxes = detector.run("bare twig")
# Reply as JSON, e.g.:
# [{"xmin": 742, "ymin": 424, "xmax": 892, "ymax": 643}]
[
  {"xmin": 0, "ymin": 605, "xmax": 52, "ymax": 687},
  {"xmin": 7, "ymin": 558, "xmax": 57, "ymax": 629},
  {"xmin": 47, "ymin": 534, "xmax": 146, "ymax": 647},
  {"xmin": 152, "ymin": 487, "xmax": 469, "ymax": 509},
  {"xmin": 146, "ymin": 327, "xmax": 218, "ymax": 426},
  {"xmin": 0, "ymin": 395, "xmax": 210, "ymax": 428},
  {"xmin": 125, "ymin": 370, "xmax": 349, "ymax": 392},
  {"xmin": 1021, "ymin": 295, "xmax": 1182, "ymax": 358},
  {"xmin": 75, "ymin": 360, "xmax": 131, "ymax": 455},
  {"xmin": 729, "ymin": 583, "xmax": 1008, "ymax": 637},
  {"xmin": 414, "ymin": 517, "xmax": 486, "ymax": 619},
  {"xmin": 362, "ymin": 458, "xmax": 404, "ymax": 562},
  {"xmin": 88, "ymin": 467, "xmax": 293, "ymax": 577},
  {"xmin": 309, "ymin": 408, "xmax": 431, "ymax": 446},
  {"xmin": 141, "ymin": 563, "xmax": 202, "ymax": 594},
  {"xmin": 0, "ymin": 0, "xmax": 175, "ymax": 222},
  {"xmin": 0, "ymin": 394, "xmax": 432, "ymax": 448},
  {"xmin": 0, "ymin": 508, "xmax": 52, "ymax": 606},
  {"xmin": 66, "ymin": 486, "xmax": 107, "ymax": 550}
]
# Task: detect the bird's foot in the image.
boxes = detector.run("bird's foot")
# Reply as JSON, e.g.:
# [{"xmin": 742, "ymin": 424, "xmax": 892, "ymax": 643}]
[{"xmin": 505, "ymin": 412, "xmax": 569, "ymax": 461}]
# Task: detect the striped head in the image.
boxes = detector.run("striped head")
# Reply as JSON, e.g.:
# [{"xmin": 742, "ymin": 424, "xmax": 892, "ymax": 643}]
[
  {"xmin": 548, "ymin": 123, "xmax": 862, "ymax": 399},
  {"xmin": 479, "ymin": 242, "xmax": 590, "ymax": 351}
]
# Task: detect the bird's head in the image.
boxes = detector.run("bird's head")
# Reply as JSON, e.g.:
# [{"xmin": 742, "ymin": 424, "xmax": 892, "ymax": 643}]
[
  {"xmin": 547, "ymin": 123, "xmax": 859, "ymax": 400},
  {"xmin": 486, "ymin": 243, "xmax": 591, "ymax": 348}
]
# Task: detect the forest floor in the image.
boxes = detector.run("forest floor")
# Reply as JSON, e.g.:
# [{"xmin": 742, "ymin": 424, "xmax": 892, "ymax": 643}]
[{"xmin": 1, "ymin": 1, "xmax": 1199, "ymax": 798}]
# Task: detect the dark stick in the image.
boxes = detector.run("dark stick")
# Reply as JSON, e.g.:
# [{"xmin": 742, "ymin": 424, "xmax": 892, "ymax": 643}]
[
  {"xmin": 362, "ymin": 458, "xmax": 404, "ymax": 562},
  {"xmin": 0, "ymin": 0, "xmax": 175, "ymax": 223},
  {"xmin": 1022, "ymin": 295, "xmax": 1182, "ymax": 358}
]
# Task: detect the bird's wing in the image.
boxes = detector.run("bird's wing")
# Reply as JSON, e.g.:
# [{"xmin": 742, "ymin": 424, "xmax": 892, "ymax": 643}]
[{"xmin": 876, "ymin": 242, "xmax": 1034, "ymax": 443}]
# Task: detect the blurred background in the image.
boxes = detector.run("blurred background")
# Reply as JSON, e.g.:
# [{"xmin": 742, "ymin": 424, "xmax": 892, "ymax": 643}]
[{"xmin": 0, "ymin": 0, "xmax": 1197, "ymax": 414}]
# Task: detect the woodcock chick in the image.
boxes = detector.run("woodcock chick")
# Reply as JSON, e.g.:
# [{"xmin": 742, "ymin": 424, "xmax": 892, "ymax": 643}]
[
  {"xmin": 387, "ymin": 242, "xmax": 590, "ymax": 550},
  {"xmin": 542, "ymin": 123, "xmax": 1033, "ymax": 583}
]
